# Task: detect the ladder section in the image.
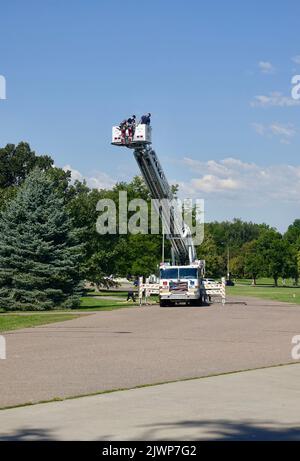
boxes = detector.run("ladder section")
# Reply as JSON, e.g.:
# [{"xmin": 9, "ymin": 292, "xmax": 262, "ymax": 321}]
[{"xmin": 134, "ymin": 147, "xmax": 196, "ymax": 265}]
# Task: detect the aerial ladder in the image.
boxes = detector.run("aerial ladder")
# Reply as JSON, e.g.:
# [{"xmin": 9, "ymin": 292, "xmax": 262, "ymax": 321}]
[
  {"xmin": 111, "ymin": 119, "xmax": 225, "ymax": 306},
  {"xmin": 135, "ymin": 146, "xmax": 197, "ymax": 267}
]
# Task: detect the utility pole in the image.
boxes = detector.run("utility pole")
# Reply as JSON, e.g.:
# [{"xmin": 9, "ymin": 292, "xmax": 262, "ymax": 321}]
[{"xmin": 227, "ymin": 244, "xmax": 230, "ymax": 280}]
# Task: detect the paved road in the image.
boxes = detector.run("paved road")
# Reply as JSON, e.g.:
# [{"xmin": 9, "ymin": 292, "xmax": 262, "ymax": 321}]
[
  {"xmin": 0, "ymin": 296, "xmax": 299, "ymax": 408},
  {"xmin": 0, "ymin": 364, "xmax": 299, "ymax": 440}
]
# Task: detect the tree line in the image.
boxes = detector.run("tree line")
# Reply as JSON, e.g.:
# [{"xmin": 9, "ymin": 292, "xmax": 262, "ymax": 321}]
[{"xmin": 0, "ymin": 142, "xmax": 299, "ymax": 310}]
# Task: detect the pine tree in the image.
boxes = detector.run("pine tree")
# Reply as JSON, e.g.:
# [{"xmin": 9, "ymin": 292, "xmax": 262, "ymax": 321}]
[{"xmin": 0, "ymin": 169, "xmax": 83, "ymax": 310}]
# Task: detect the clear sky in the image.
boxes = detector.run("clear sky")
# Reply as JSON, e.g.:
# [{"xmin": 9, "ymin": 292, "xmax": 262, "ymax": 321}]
[{"xmin": 0, "ymin": 0, "xmax": 300, "ymax": 231}]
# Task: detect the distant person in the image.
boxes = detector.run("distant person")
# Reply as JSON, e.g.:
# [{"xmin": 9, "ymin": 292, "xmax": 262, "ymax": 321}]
[
  {"xmin": 140, "ymin": 113, "xmax": 151, "ymax": 125},
  {"xmin": 127, "ymin": 290, "xmax": 136, "ymax": 302},
  {"xmin": 119, "ymin": 118, "xmax": 128, "ymax": 143},
  {"xmin": 127, "ymin": 115, "xmax": 136, "ymax": 140}
]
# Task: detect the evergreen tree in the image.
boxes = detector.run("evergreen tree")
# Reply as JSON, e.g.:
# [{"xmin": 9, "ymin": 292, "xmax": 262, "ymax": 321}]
[{"xmin": 0, "ymin": 169, "xmax": 83, "ymax": 311}]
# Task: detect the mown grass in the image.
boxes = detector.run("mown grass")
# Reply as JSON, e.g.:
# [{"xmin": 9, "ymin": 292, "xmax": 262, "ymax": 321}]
[
  {"xmin": 235, "ymin": 277, "xmax": 298, "ymax": 287},
  {"xmin": 0, "ymin": 295, "xmax": 138, "ymax": 320},
  {"xmin": 0, "ymin": 313, "xmax": 80, "ymax": 332},
  {"xmin": 77, "ymin": 296, "xmax": 138, "ymax": 311},
  {"xmin": 0, "ymin": 294, "xmax": 137, "ymax": 332},
  {"xmin": 86, "ymin": 290, "xmax": 130, "ymax": 298},
  {"xmin": 228, "ymin": 281, "xmax": 300, "ymax": 305}
]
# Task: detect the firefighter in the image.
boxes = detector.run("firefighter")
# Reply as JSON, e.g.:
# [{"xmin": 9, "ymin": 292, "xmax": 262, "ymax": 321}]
[
  {"xmin": 127, "ymin": 115, "xmax": 136, "ymax": 141},
  {"xmin": 119, "ymin": 118, "xmax": 128, "ymax": 143},
  {"xmin": 140, "ymin": 113, "xmax": 151, "ymax": 125}
]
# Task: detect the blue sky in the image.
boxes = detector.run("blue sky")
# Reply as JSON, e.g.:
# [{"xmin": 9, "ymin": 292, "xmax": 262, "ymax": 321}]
[{"xmin": 0, "ymin": 0, "xmax": 300, "ymax": 231}]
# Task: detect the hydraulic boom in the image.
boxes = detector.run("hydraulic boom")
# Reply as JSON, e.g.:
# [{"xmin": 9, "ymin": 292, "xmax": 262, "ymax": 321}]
[{"xmin": 134, "ymin": 146, "xmax": 196, "ymax": 265}]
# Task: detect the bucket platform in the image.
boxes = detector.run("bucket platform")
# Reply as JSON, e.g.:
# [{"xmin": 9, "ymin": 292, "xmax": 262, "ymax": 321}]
[{"xmin": 111, "ymin": 124, "xmax": 152, "ymax": 148}]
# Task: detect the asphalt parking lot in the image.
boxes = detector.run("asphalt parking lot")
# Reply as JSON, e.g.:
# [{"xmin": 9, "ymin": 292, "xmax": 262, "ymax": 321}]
[{"xmin": 0, "ymin": 296, "xmax": 299, "ymax": 408}]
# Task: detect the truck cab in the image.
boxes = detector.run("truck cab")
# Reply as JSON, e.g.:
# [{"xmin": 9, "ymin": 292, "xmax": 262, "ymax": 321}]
[{"xmin": 159, "ymin": 264, "xmax": 204, "ymax": 307}]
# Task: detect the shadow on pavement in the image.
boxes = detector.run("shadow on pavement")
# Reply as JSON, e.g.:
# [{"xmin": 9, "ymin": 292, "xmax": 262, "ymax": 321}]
[
  {"xmin": 0, "ymin": 428, "xmax": 55, "ymax": 441},
  {"xmin": 138, "ymin": 419, "xmax": 300, "ymax": 441},
  {"xmin": 1, "ymin": 419, "xmax": 300, "ymax": 441}
]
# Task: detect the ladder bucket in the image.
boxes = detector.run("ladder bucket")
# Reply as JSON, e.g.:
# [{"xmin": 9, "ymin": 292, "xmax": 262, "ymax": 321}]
[{"xmin": 111, "ymin": 124, "xmax": 152, "ymax": 147}]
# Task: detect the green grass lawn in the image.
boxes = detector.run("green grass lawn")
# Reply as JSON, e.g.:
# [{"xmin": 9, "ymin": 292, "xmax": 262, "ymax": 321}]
[
  {"xmin": 234, "ymin": 277, "xmax": 297, "ymax": 287},
  {"xmin": 227, "ymin": 282, "xmax": 300, "ymax": 305},
  {"xmin": 0, "ymin": 295, "xmax": 136, "ymax": 331},
  {"xmin": 0, "ymin": 295, "xmax": 139, "ymax": 323},
  {"xmin": 77, "ymin": 296, "xmax": 138, "ymax": 311},
  {"xmin": 0, "ymin": 292, "xmax": 146, "ymax": 331},
  {"xmin": 0, "ymin": 313, "xmax": 80, "ymax": 332},
  {"xmin": 86, "ymin": 290, "xmax": 130, "ymax": 298}
]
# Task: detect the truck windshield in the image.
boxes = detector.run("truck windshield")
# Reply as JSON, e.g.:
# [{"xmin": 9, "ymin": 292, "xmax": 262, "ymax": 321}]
[
  {"xmin": 179, "ymin": 268, "xmax": 198, "ymax": 279},
  {"xmin": 160, "ymin": 268, "xmax": 179, "ymax": 279}
]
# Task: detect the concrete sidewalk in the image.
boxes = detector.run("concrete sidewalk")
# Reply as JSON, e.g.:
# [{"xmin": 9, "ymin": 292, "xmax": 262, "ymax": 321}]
[
  {"xmin": 0, "ymin": 297, "xmax": 300, "ymax": 408},
  {"xmin": 0, "ymin": 363, "xmax": 300, "ymax": 440}
]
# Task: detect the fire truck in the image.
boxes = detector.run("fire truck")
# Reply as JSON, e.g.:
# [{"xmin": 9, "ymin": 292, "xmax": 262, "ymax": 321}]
[{"xmin": 112, "ymin": 120, "xmax": 225, "ymax": 306}]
